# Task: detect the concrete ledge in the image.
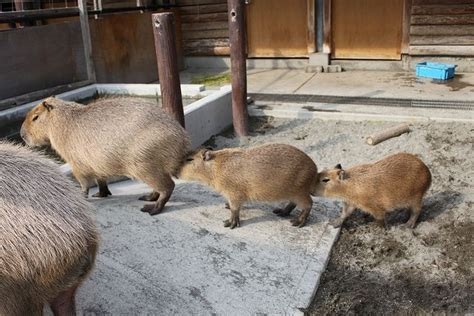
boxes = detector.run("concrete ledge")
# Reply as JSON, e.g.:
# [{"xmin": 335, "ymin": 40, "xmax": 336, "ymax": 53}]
[
  {"xmin": 95, "ymin": 83, "xmax": 205, "ymax": 97},
  {"xmin": 185, "ymin": 56, "xmax": 309, "ymax": 70}
]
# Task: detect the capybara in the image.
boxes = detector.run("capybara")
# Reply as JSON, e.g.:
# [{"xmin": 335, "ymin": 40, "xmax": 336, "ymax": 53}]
[
  {"xmin": 178, "ymin": 144, "xmax": 319, "ymax": 228},
  {"xmin": 0, "ymin": 142, "xmax": 98, "ymax": 315},
  {"xmin": 20, "ymin": 96, "xmax": 191, "ymax": 215},
  {"xmin": 314, "ymin": 152, "xmax": 431, "ymax": 229}
]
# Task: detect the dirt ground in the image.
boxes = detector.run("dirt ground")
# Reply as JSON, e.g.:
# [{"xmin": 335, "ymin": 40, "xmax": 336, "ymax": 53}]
[{"xmin": 207, "ymin": 116, "xmax": 473, "ymax": 315}]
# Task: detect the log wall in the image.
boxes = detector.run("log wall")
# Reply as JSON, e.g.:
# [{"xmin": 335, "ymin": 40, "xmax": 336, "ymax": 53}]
[
  {"xmin": 176, "ymin": 0, "xmax": 230, "ymax": 56},
  {"xmin": 409, "ymin": 0, "xmax": 474, "ymax": 56}
]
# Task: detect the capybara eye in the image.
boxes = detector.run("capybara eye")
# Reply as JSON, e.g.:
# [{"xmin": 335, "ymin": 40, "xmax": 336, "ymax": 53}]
[
  {"xmin": 186, "ymin": 158, "xmax": 194, "ymax": 162},
  {"xmin": 32, "ymin": 115, "xmax": 39, "ymax": 122},
  {"xmin": 322, "ymin": 178, "xmax": 330, "ymax": 183}
]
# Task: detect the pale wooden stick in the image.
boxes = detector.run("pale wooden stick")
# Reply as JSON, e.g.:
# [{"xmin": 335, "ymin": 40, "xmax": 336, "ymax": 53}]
[{"xmin": 366, "ymin": 123, "xmax": 410, "ymax": 146}]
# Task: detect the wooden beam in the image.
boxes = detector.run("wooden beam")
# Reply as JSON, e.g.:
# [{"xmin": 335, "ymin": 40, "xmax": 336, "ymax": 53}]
[
  {"xmin": 411, "ymin": 14, "xmax": 474, "ymax": 25},
  {"xmin": 410, "ymin": 35, "xmax": 474, "ymax": 45},
  {"xmin": 307, "ymin": 0, "xmax": 316, "ymax": 53},
  {"xmin": 402, "ymin": 0, "xmax": 412, "ymax": 54},
  {"xmin": 413, "ymin": 0, "xmax": 474, "ymax": 5},
  {"xmin": 182, "ymin": 28, "xmax": 228, "ymax": 39},
  {"xmin": 410, "ymin": 24, "xmax": 474, "ymax": 35},
  {"xmin": 180, "ymin": 3, "xmax": 227, "ymax": 15},
  {"xmin": 184, "ymin": 46, "xmax": 230, "ymax": 55},
  {"xmin": 409, "ymin": 45, "xmax": 474, "ymax": 56},
  {"xmin": 183, "ymin": 38, "xmax": 229, "ymax": 47},
  {"xmin": 322, "ymin": 0, "xmax": 331, "ymax": 54},
  {"xmin": 0, "ymin": 8, "xmax": 79, "ymax": 23},
  {"xmin": 180, "ymin": 12, "xmax": 228, "ymax": 22},
  {"xmin": 412, "ymin": 4, "xmax": 474, "ymax": 15},
  {"xmin": 181, "ymin": 21, "xmax": 228, "ymax": 31},
  {"xmin": 178, "ymin": 0, "xmax": 226, "ymax": 5},
  {"xmin": 78, "ymin": 0, "xmax": 96, "ymax": 82}
]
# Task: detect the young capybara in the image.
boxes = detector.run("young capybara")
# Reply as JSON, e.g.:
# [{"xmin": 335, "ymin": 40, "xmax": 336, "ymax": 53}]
[
  {"xmin": 20, "ymin": 96, "xmax": 191, "ymax": 215},
  {"xmin": 0, "ymin": 142, "xmax": 98, "ymax": 316},
  {"xmin": 178, "ymin": 144, "xmax": 319, "ymax": 228},
  {"xmin": 314, "ymin": 152, "xmax": 431, "ymax": 229}
]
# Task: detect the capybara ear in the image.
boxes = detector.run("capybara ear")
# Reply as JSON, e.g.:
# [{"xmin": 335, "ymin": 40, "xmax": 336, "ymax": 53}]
[
  {"xmin": 338, "ymin": 170, "xmax": 347, "ymax": 181},
  {"xmin": 205, "ymin": 146, "xmax": 214, "ymax": 151},
  {"xmin": 42, "ymin": 100, "xmax": 54, "ymax": 112},
  {"xmin": 335, "ymin": 163, "xmax": 342, "ymax": 169},
  {"xmin": 202, "ymin": 150, "xmax": 215, "ymax": 161}
]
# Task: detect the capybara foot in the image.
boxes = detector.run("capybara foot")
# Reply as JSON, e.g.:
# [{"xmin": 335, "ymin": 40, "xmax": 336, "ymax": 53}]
[
  {"xmin": 223, "ymin": 217, "xmax": 240, "ymax": 229},
  {"xmin": 401, "ymin": 221, "xmax": 416, "ymax": 230},
  {"xmin": 375, "ymin": 218, "xmax": 388, "ymax": 229},
  {"xmin": 92, "ymin": 187, "xmax": 112, "ymax": 198},
  {"xmin": 329, "ymin": 217, "xmax": 344, "ymax": 228},
  {"xmin": 141, "ymin": 204, "xmax": 163, "ymax": 216},
  {"xmin": 290, "ymin": 217, "xmax": 307, "ymax": 228},
  {"xmin": 225, "ymin": 202, "xmax": 230, "ymax": 209},
  {"xmin": 139, "ymin": 191, "xmax": 160, "ymax": 202},
  {"xmin": 273, "ymin": 208, "xmax": 291, "ymax": 217}
]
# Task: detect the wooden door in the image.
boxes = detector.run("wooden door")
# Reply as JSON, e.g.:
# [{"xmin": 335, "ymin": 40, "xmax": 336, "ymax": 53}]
[
  {"xmin": 332, "ymin": 0, "xmax": 404, "ymax": 59},
  {"xmin": 246, "ymin": 0, "xmax": 310, "ymax": 57}
]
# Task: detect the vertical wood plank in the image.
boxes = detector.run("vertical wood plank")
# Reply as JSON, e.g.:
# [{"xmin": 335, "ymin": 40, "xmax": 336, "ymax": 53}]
[
  {"xmin": 307, "ymin": 0, "xmax": 316, "ymax": 53},
  {"xmin": 78, "ymin": 0, "xmax": 96, "ymax": 82},
  {"xmin": 323, "ymin": 0, "xmax": 331, "ymax": 54},
  {"xmin": 402, "ymin": 0, "xmax": 412, "ymax": 54}
]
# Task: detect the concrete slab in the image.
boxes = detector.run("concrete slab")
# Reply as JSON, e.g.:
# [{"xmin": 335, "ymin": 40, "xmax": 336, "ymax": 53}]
[
  {"xmin": 247, "ymin": 70, "xmax": 474, "ymax": 102},
  {"xmin": 70, "ymin": 179, "xmax": 339, "ymax": 314}
]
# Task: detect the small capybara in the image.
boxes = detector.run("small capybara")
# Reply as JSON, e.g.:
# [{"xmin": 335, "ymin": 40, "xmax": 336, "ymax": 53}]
[
  {"xmin": 0, "ymin": 142, "xmax": 98, "ymax": 315},
  {"xmin": 314, "ymin": 152, "xmax": 431, "ymax": 229},
  {"xmin": 21, "ymin": 96, "xmax": 191, "ymax": 215},
  {"xmin": 178, "ymin": 144, "xmax": 319, "ymax": 228}
]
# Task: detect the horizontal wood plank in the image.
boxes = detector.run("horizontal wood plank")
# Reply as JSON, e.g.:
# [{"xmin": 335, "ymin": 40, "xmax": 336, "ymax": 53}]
[
  {"xmin": 181, "ymin": 21, "xmax": 228, "ymax": 31},
  {"xmin": 410, "ymin": 35, "xmax": 474, "ymax": 44},
  {"xmin": 179, "ymin": 3, "xmax": 227, "ymax": 15},
  {"xmin": 412, "ymin": 4, "xmax": 474, "ymax": 15},
  {"xmin": 410, "ymin": 24, "xmax": 474, "ymax": 35},
  {"xmin": 181, "ymin": 12, "xmax": 228, "ymax": 23},
  {"xmin": 413, "ymin": 0, "xmax": 474, "ymax": 5},
  {"xmin": 411, "ymin": 14, "xmax": 474, "ymax": 24},
  {"xmin": 409, "ymin": 45, "xmax": 474, "ymax": 55},
  {"xmin": 177, "ymin": 0, "xmax": 226, "ymax": 5},
  {"xmin": 184, "ymin": 46, "xmax": 230, "ymax": 55},
  {"xmin": 183, "ymin": 38, "xmax": 229, "ymax": 47},
  {"xmin": 182, "ymin": 29, "xmax": 228, "ymax": 39}
]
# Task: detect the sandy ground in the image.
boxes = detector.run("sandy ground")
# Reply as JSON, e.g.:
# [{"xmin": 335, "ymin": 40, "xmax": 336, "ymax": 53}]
[{"xmin": 207, "ymin": 116, "xmax": 473, "ymax": 314}]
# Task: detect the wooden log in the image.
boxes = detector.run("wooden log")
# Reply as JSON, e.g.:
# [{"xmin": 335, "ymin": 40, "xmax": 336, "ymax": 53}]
[
  {"xmin": 183, "ymin": 38, "xmax": 229, "ymax": 47},
  {"xmin": 179, "ymin": 3, "xmax": 227, "ymax": 15},
  {"xmin": 181, "ymin": 21, "xmax": 228, "ymax": 31},
  {"xmin": 410, "ymin": 35, "xmax": 474, "ymax": 45},
  {"xmin": 178, "ymin": 0, "xmax": 226, "ymax": 5},
  {"xmin": 410, "ymin": 24, "xmax": 474, "ymax": 35},
  {"xmin": 409, "ymin": 45, "xmax": 474, "ymax": 56},
  {"xmin": 181, "ymin": 12, "xmax": 228, "ymax": 23},
  {"xmin": 366, "ymin": 124, "xmax": 411, "ymax": 146},
  {"xmin": 227, "ymin": 0, "xmax": 248, "ymax": 136},
  {"xmin": 152, "ymin": 12, "xmax": 185, "ymax": 128},
  {"xmin": 182, "ymin": 29, "xmax": 229, "ymax": 39},
  {"xmin": 184, "ymin": 46, "xmax": 230, "ymax": 55},
  {"xmin": 412, "ymin": 4, "xmax": 474, "ymax": 15},
  {"xmin": 411, "ymin": 14, "xmax": 474, "ymax": 25},
  {"xmin": 413, "ymin": 0, "xmax": 473, "ymax": 5}
]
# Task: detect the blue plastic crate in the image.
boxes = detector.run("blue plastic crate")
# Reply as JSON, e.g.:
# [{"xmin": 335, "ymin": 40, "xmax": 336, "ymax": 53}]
[{"xmin": 416, "ymin": 62, "xmax": 457, "ymax": 80}]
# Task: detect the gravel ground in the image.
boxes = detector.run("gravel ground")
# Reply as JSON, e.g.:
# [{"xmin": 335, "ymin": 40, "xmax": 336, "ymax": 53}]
[{"xmin": 207, "ymin": 116, "xmax": 473, "ymax": 314}]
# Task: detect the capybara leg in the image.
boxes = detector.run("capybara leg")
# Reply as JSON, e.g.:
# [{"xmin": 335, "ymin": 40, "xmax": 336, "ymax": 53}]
[
  {"xmin": 138, "ymin": 191, "xmax": 160, "ymax": 202},
  {"xmin": 49, "ymin": 285, "xmax": 77, "ymax": 316},
  {"xmin": 273, "ymin": 202, "xmax": 297, "ymax": 217},
  {"xmin": 224, "ymin": 202, "xmax": 230, "ymax": 209},
  {"xmin": 404, "ymin": 202, "xmax": 422, "ymax": 229},
  {"xmin": 72, "ymin": 169, "xmax": 92, "ymax": 198},
  {"xmin": 223, "ymin": 200, "xmax": 241, "ymax": 229},
  {"xmin": 330, "ymin": 202, "xmax": 356, "ymax": 228},
  {"xmin": 141, "ymin": 174, "xmax": 175, "ymax": 216},
  {"xmin": 372, "ymin": 210, "xmax": 387, "ymax": 229},
  {"xmin": 291, "ymin": 195, "xmax": 313, "ymax": 228},
  {"xmin": 92, "ymin": 179, "xmax": 112, "ymax": 198}
]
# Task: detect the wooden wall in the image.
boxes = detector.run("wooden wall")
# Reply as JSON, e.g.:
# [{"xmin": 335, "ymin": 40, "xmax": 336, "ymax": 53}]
[
  {"xmin": 409, "ymin": 0, "xmax": 474, "ymax": 56},
  {"xmin": 176, "ymin": 0, "xmax": 230, "ymax": 56},
  {"xmin": 0, "ymin": 21, "xmax": 87, "ymax": 100}
]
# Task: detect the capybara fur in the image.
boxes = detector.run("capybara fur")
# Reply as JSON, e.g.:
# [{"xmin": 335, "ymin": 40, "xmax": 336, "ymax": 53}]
[
  {"xmin": 21, "ymin": 96, "xmax": 191, "ymax": 215},
  {"xmin": 0, "ymin": 142, "xmax": 98, "ymax": 316},
  {"xmin": 179, "ymin": 144, "xmax": 319, "ymax": 228},
  {"xmin": 314, "ymin": 152, "xmax": 432, "ymax": 229}
]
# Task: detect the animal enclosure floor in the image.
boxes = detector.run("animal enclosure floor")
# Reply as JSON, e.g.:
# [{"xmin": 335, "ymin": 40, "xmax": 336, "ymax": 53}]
[{"xmin": 73, "ymin": 180, "xmax": 339, "ymax": 315}]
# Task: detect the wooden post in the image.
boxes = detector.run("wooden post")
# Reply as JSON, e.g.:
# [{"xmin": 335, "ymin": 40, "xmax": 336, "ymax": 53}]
[
  {"xmin": 152, "ymin": 12, "xmax": 185, "ymax": 128},
  {"xmin": 307, "ymin": 0, "xmax": 316, "ymax": 53},
  {"xmin": 78, "ymin": 0, "xmax": 96, "ymax": 82},
  {"xmin": 227, "ymin": 0, "xmax": 248, "ymax": 137}
]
